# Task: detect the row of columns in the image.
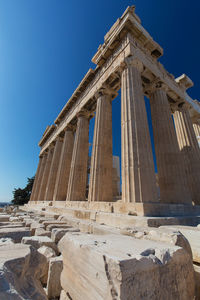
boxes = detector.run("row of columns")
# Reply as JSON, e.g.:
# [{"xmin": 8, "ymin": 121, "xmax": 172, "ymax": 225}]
[{"xmin": 30, "ymin": 58, "xmax": 200, "ymax": 206}]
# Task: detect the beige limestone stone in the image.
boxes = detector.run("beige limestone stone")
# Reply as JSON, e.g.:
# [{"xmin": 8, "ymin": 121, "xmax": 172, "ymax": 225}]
[
  {"xmin": 66, "ymin": 113, "xmax": 89, "ymax": 201},
  {"xmin": 53, "ymin": 128, "xmax": 74, "ymax": 201},
  {"xmin": 88, "ymin": 90, "xmax": 113, "ymax": 202},
  {"xmin": 51, "ymin": 227, "xmax": 79, "ymax": 243},
  {"xmin": 150, "ymin": 88, "xmax": 191, "ymax": 204},
  {"xmin": 38, "ymin": 217, "xmax": 55, "ymax": 223},
  {"xmin": 30, "ymin": 222, "xmax": 45, "ymax": 235},
  {"xmin": 37, "ymin": 245, "xmax": 56, "ymax": 285},
  {"xmin": 35, "ymin": 228, "xmax": 51, "ymax": 237},
  {"xmin": 60, "ymin": 289, "xmax": 69, "ymax": 300},
  {"xmin": 160, "ymin": 225, "xmax": 200, "ymax": 263},
  {"xmin": 121, "ymin": 61, "xmax": 158, "ymax": 203},
  {"xmin": 38, "ymin": 148, "xmax": 54, "ymax": 200},
  {"xmin": 42, "ymin": 220, "xmax": 68, "ymax": 230},
  {"xmin": 174, "ymin": 108, "xmax": 200, "ymax": 204},
  {"xmin": 194, "ymin": 263, "xmax": 200, "ymax": 300},
  {"xmin": 46, "ymin": 256, "xmax": 63, "ymax": 299},
  {"xmin": 46, "ymin": 223, "xmax": 72, "ymax": 231},
  {"xmin": 0, "ymin": 237, "xmax": 14, "ymax": 246},
  {"xmin": 0, "ymin": 244, "xmax": 48, "ymax": 299},
  {"xmin": 45, "ymin": 137, "xmax": 63, "ymax": 201},
  {"xmin": 38, "ymin": 245, "xmax": 56, "ymax": 260},
  {"xmin": 9, "ymin": 216, "xmax": 20, "ymax": 222},
  {"xmin": 0, "ymin": 214, "xmax": 11, "ymax": 222},
  {"xmin": 120, "ymin": 227, "xmax": 192, "ymax": 258},
  {"xmin": 0, "ymin": 227, "xmax": 31, "ymax": 243},
  {"xmin": 59, "ymin": 232, "xmax": 195, "ymax": 300},
  {"xmin": 0, "ymin": 222, "xmax": 25, "ymax": 229},
  {"xmin": 22, "ymin": 236, "xmax": 58, "ymax": 254}
]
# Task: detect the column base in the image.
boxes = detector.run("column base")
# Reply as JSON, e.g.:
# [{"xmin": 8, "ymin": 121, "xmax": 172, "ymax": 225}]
[
  {"xmin": 25, "ymin": 200, "xmax": 200, "ymax": 228},
  {"xmin": 27, "ymin": 200, "xmax": 200, "ymax": 217}
]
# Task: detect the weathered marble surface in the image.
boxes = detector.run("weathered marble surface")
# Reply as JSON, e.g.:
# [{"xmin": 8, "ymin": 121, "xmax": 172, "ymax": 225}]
[
  {"xmin": 0, "ymin": 244, "xmax": 48, "ymax": 300},
  {"xmin": 46, "ymin": 256, "xmax": 63, "ymax": 298},
  {"xmin": 59, "ymin": 232, "xmax": 195, "ymax": 300}
]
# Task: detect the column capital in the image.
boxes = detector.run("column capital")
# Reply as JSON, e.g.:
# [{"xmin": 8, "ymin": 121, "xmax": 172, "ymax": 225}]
[
  {"xmin": 55, "ymin": 135, "xmax": 63, "ymax": 143},
  {"xmin": 122, "ymin": 57, "xmax": 144, "ymax": 73},
  {"xmin": 77, "ymin": 109, "xmax": 91, "ymax": 119},
  {"xmin": 64, "ymin": 124, "xmax": 76, "ymax": 133},
  {"xmin": 171, "ymin": 101, "xmax": 191, "ymax": 114},
  {"xmin": 94, "ymin": 85, "xmax": 117, "ymax": 100},
  {"xmin": 48, "ymin": 143, "xmax": 55, "ymax": 150},
  {"xmin": 145, "ymin": 79, "xmax": 169, "ymax": 96}
]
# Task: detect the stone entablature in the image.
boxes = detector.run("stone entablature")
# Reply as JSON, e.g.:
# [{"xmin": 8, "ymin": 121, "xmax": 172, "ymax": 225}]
[
  {"xmin": 30, "ymin": 5, "xmax": 200, "ymax": 216},
  {"xmin": 39, "ymin": 6, "xmax": 199, "ymax": 155}
]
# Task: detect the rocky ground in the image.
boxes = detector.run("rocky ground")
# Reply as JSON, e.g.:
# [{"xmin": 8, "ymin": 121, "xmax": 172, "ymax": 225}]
[{"xmin": 0, "ymin": 205, "xmax": 200, "ymax": 299}]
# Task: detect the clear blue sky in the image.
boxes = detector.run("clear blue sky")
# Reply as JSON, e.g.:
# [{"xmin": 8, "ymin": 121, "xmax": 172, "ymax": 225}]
[{"xmin": 0, "ymin": 0, "xmax": 200, "ymax": 202}]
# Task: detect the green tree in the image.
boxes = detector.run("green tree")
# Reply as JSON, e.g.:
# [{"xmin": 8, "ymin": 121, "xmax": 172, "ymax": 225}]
[{"xmin": 12, "ymin": 176, "xmax": 35, "ymax": 205}]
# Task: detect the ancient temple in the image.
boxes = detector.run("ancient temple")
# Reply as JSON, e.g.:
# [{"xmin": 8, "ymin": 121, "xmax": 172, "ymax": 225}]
[{"xmin": 28, "ymin": 5, "xmax": 200, "ymax": 219}]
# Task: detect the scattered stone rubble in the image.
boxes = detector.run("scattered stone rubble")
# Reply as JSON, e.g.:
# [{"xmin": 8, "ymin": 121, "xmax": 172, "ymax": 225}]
[{"xmin": 0, "ymin": 205, "xmax": 199, "ymax": 299}]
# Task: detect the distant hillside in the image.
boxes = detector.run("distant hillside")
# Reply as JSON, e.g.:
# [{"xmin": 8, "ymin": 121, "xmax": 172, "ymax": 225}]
[{"xmin": 0, "ymin": 202, "xmax": 10, "ymax": 208}]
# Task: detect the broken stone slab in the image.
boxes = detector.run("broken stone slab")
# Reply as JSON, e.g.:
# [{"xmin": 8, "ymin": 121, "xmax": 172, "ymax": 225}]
[
  {"xmin": 0, "ymin": 214, "xmax": 10, "ymax": 222},
  {"xmin": 60, "ymin": 289, "xmax": 69, "ymax": 300},
  {"xmin": 9, "ymin": 216, "xmax": 20, "ymax": 222},
  {"xmin": 0, "ymin": 227, "xmax": 31, "ymax": 243},
  {"xmin": 35, "ymin": 228, "xmax": 51, "ymax": 238},
  {"xmin": 38, "ymin": 245, "xmax": 56, "ymax": 260},
  {"xmin": 194, "ymin": 263, "xmax": 200, "ymax": 300},
  {"xmin": 0, "ymin": 244, "xmax": 48, "ymax": 299},
  {"xmin": 160, "ymin": 225, "xmax": 200, "ymax": 263},
  {"xmin": 51, "ymin": 228, "xmax": 80, "ymax": 244},
  {"xmin": 0, "ymin": 222, "xmax": 25, "ymax": 228},
  {"xmin": 120, "ymin": 226, "xmax": 193, "ymax": 259},
  {"xmin": 24, "ymin": 218, "xmax": 35, "ymax": 227},
  {"xmin": 46, "ymin": 224, "xmax": 72, "ymax": 231},
  {"xmin": 22, "ymin": 236, "xmax": 58, "ymax": 254},
  {"xmin": 59, "ymin": 232, "xmax": 195, "ymax": 300},
  {"xmin": 0, "ymin": 237, "xmax": 14, "ymax": 247},
  {"xmin": 38, "ymin": 245, "xmax": 56, "ymax": 285},
  {"xmin": 46, "ymin": 256, "xmax": 63, "ymax": 299},
  {"xmin": 59, "ymin": 215, "xmax": 80, "ymax": 228},
  {"xmin": 30, "ymin": 222, "xmax": 45, "ymax": 235},
  {"xmin": 38, "ymin": 217, "xmax": 55, "ymax": 224},
  {"xmin": 42, "ymin": 221, "xmax": 68, "ymax": 230}
]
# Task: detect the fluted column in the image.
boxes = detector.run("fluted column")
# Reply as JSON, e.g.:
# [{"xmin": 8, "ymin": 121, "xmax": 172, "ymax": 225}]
[
  {"xmin": 88, "ymin": 90, "xmax": 113, "ymax": 202},
  {"xmin": 174, "ymin": 108, "xmax": 200, "ymax": 204},
  {"xmin": 66, "ymin": 111, "xmax": 89, "ymax": 201},
  {"xmin": 150, "ymin": 88, "xmax": 191, "ymax": 204},
  {"xmin": 45, "ymin": 137, "xmax": 63, "ymax": 201},
  {"xmin": 53, "ymin": 127, "xmax": 74, "ymax": 201},
  {"xmin": 121, "ymin": 60, "xmax": 158, "ymax": 203},
  {"xmin": 30, "ymin": 155, "xmax": 43, "ymax": 201},
  {"xmin": 34, "ymin": 153, "xmax": 47, "ymax": 201},
  {"xmin": 38, "ymin": 146, "xmax": 54, "ymax": 200},
  {"xmin": 193, "ymin": 123, "xmax": 200, "ymax": 145}
]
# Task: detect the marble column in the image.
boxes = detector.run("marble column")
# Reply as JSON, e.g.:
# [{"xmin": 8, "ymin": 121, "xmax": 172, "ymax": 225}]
[
  {"xmin": 53, "ymin": 127, "xmax": 74, "ymax": 201},
  {"xmin": 33, "ymin": 153, "xmax": 47, "ymax": 201},
  {"xmin": 45, "ymin": 137, "xmax": 63, "ymax": 201},
  {"xmin": 88, "ymin": 90, "xmax": 113, "ymax": 202},
  {"xmin": 30, "ymin": 156, "xmax": 43, "ymax": 201},
  {"xmin": 66, "ymin": 111, "xmax": 89, "ymax": 201},
  {"xmin": 121, "ymin": 60, "xmax": 158, "ymax": 203},
  {"xmin": 193, "ymin": 123, "xmax": 200, "ymax": 143},
  {"xmin": 150, "ymin": 88, "xmax": 191, "ymax": 204},
  {"xmin": 38, "ymin": 146, "xmax": 54, "ymax": 200},
  {"xmin": 174, "ymin": 108, "xmax": 200, "ymax": 204}
]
